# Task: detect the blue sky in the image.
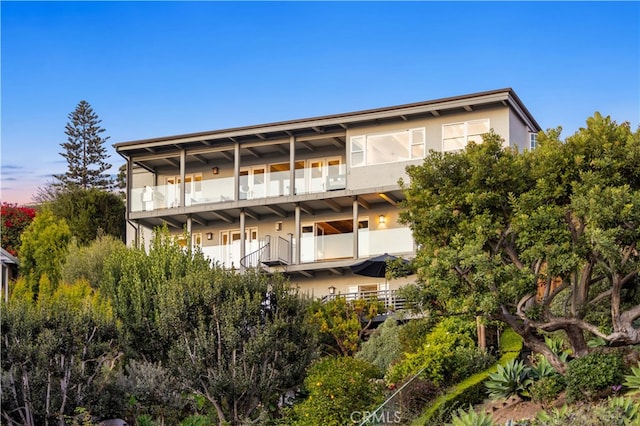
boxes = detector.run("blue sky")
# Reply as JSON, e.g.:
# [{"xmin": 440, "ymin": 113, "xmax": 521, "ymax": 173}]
[{"xmin": 2, "ymin": 1, "xmax": 639, "ymax": 205}]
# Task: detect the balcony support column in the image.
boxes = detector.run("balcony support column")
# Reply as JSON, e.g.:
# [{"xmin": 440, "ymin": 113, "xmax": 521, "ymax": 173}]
[
  {"xmin": 294, "ymin": 203, "xmax": 301, "ymax": 265},
  {"xmin": 234, "ymin": 143, "xmax": 240, "ymax": 200},
  {"xmin": 240, "ymin": 209, "xmax": 246, "ymax": 272},
  {"xmin": 179, "ymin": 149, "xmax": 186, "ymax": 207},
  {"xmin": 352, "ymin": 196, "xmax": 359, "ymax": 260},
  {"xmin": 289, "ymin": 135, "xmax": 296, "ymax": 196},
  {"xmin": 186, "ymin": 215, "xmax": 192, "ymax": 250}
]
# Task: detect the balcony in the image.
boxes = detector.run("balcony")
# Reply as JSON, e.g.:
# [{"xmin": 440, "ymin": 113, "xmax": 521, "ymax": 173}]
[
  {"xmin": 130, "ymin": 164, "xmax": 347, "ymax": 213},
  {"xmin": 197, "ymin": 227, "xmax": 414, "ymax": 271},
  {"xmin": 321, "ymin": 289, "xmax": 409, "ymax": 312}
]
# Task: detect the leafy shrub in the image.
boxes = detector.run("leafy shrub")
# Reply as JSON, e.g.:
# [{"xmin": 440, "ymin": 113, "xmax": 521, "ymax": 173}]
[
  {"xmin": 623, "ymin": 361, "xmax": 640, "ymax": 392},
  {"xmin": 288, "ymin": 356, "xmax": 384, "ymax": 426},
  {"xmin": 62, "ymin": 234, "xmax": 125, "ymax": 288},
  {"xmin": 356, "ymin": 317, "xmax": 402, "ymax": 372},
  {"xmin": 450, "ymin": 347, "xmax": 496, "ymax": 383},
  {"xmin": 447, "ymin": 406, "xmax": 495, "ymax": 426},
  {"xmin": 530, "ymin": 397, "xmax": 640, "ymax": 425},
  {"xmin": 565, "ymin": 350, "xmax": 625, "ymax": 402},
  {"xmin": 398, "ymin": 316, "xmax": 436, "ymax": 353},
  {"xmin": 530, "ymin": 375, "xmax": 566, "ymax": 407},
  {"xmin": 117, "ymin": 360, "xmax": 185, "ymax": 425},
  {"xmin": 386, "ymin": 317, "xmax": 477, "ymax": 385},
  {"xmin": 485, "ymin": 359, "xmax": 533, "ymax": 400}
]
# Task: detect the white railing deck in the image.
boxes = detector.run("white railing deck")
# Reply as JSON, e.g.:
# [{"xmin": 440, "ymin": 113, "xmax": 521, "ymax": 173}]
[{"xmin": 321, "ymin": 289, "xmax": 408, "ymax": 312}]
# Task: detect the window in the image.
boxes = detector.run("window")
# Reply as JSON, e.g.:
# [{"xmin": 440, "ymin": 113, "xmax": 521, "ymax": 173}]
[
  {"xmin": 442, "ymin": 119, "xmax": 490, "ymax": 152},
  {"xmin": 530, "ymin": 132, "xmax": 538, "ymax": 150},
  {"xmin": 350, "ymin": 128, "xmax": 426, "ymax": 167}
]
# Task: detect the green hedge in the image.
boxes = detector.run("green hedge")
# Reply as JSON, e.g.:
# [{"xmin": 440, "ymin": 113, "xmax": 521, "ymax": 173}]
[{"xmin": 411, "ymin": 328, "xmax": 523, "ymax": 425}]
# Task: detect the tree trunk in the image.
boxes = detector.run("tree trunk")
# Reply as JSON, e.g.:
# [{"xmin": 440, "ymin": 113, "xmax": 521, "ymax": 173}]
[{"xmin": 565, "ymin": 324, "xmax": 588, "ymax": 357}]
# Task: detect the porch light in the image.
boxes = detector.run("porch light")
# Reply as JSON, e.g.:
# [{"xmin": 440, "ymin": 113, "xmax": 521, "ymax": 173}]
[
  {"xmin": 206, "ymin": 232, "xmax": 213, "ymax": 240},
  {"xmin": 378, "ymin": 214, "xmax": 386, "ymax": 224},
  {"xmin": 212, "ymin": 167, "xmax": 219, "ymax": 175},
  {"xmin": 328, "ymin": 285, "xmax": 336, "ymax": 295}
]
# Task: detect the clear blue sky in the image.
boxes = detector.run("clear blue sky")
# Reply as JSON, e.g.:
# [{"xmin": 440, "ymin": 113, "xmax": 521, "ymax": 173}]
[{"xmin": 2, "ymin": 1, "xmax": 639, "ymax": 205}]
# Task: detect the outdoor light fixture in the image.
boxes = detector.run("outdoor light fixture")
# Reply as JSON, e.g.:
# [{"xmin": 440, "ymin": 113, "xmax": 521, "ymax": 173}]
[
  {"xmin": 328, "ymin": 285, "xmax": 336, "ymax": 295},
  {"xmin": 378, "ymin": 214, "xmax": 386, "ymax": 224},
  {"xmin": 206, "ymin": 232, "xmax": 213, "ymax": 240},
  {"xmin": 212, "ymin": 167, "xmax": 219, "ymax": 175}
]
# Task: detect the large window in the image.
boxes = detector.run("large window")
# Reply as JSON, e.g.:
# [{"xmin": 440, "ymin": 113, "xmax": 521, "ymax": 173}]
[
  {"xmin": 350, "ymin": 127, "xmax": 425, "ymax": 167},
  {"xmin": 442, "ymin": 119, "xmax": 490, "ymax": 152}
]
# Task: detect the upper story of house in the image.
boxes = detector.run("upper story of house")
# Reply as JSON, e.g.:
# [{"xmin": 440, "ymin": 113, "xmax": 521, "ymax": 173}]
[{"xmin": 115, "ymin": 88, "xmax": 540, "ymax": 230}]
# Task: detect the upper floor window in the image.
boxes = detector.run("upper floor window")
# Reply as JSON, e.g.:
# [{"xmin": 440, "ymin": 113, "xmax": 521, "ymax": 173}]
[
  {"xmin": 350, "ymin": 127, "xmax": 426, "ymax": 167},
  {"xmin": 530, "ymin": 132, "xmax": 538, "ymax": 150},
  {"xmin": 442, "ymin": 119, "xmax": 490, "ymax": 152}
]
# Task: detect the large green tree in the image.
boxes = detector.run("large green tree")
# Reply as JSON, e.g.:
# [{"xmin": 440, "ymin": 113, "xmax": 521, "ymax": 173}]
[
  {"xmin": 1, "ymin": 279, "xmax": 120, "ymax": 426},
  {"xmin": 54, "ymin": 100, "xmax": 113, "ymax": 191},
  {"xmin": 18, "ymin": 209, "xmax": 72, "ymax": 293},
  {"xmin": 399, "ymin": 114, "xmax": 640, "ymax": 373},
  {"xmin": 101, "ymin": 227, "xmax": 316, "ymax": 425},
  {"xmin": 49, "ymin": 188, "xmax": 125, "ymax": 245}
]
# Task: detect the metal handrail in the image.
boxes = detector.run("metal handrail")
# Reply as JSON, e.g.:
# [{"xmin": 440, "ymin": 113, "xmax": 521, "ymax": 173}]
[{"xmin": 239, "ymin": 241, "xmax": 270, "ymax": 269}]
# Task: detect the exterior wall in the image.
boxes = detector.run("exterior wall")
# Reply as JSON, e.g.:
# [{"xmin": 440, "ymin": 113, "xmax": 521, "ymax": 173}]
[
  {"xmin": 509, "ymin": 109, "xmax": 533, "ymax": 152},
  {"xmin": 291, "ymin": 273, "xmax": 415, "ymax": 298},
  {"xmin": 346, "ymin": 106, "xmax": 511, "ymax": 191}
]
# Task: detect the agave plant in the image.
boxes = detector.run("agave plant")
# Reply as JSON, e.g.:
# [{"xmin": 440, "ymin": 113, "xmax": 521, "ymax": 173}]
[
  {"xmin": 607, "ymin": 396, "xmax": 640, "ymax": 422},
  {"xmin": 447, "ymin": 406, "xmax": 495, "ymax": 426},
  {"xmin": 485, "ymin": 359, "xmax": 533, "ymax": 400},
  {"xmin": 623, "ymin": 362, "xmax": 640, "ymax": 392}
]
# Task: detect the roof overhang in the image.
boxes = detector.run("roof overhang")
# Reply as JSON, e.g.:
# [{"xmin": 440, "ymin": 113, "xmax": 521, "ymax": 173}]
[{"xmin": 114, "ymin": 88, "xmax": 541, "ymax": 159}]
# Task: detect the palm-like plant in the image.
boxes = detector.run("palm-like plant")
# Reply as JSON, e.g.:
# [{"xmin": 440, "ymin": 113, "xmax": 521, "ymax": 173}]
[
  {"xmin": 485, "ymin": 359, "xmax": 533, "ymax": 400},
  {"xmin": 623, "ymin": 362, "xmax": 640, "ymax": 392}
]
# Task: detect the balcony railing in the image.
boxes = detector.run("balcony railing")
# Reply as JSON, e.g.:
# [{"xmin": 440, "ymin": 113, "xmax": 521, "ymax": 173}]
[
  {"xmin": 130, "ymin": 164, "xmax": 346, "ymax": 213},
  {"xmin": 301, "ymin": 227, "xmax": 414, "ymax": 263},
  {"xmin": 322, "ymin": 289, "xmax": 408, "ymax": 311}
]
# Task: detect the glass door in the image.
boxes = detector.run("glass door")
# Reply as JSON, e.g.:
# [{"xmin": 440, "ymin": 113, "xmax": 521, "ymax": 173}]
[{"xmin": 239, "ymin": 166, "xmax": 266, "ymax": 200}]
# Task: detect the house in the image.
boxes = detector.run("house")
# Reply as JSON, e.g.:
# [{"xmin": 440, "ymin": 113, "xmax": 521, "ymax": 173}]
[
  {"xmin": 114, "ymin": 88, "xmax": 540, "ymax": 301},
  {"xmin": 1, "ymin": 248, "xmax": 20, "ymax": 302}
]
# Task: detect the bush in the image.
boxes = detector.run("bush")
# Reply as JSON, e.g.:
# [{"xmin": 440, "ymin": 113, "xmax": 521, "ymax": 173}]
[
  {"xmin": 386, "ymin": 317, "xmax": 477, "ymax": 385},
  {"xmin": 450, "ymin": 347, "xmax": 496, "ymax": 383},
  {"xmin": 356, "ymin": 317, "xmax": 402, "ymax": 372},
  {"xmin": 398, "ymin": 316, "xmax": 436, "ymax": 353},
  {"xmin": 530, "ymin": 396, "xmax": 640, "ymax": 425},
  {"xmin": 288, "ymin": 357, "xmax": 384, "ymax": 426},
  {"xmin": 565, "ymin": 350, "xmax": 626, "ymax": 402},
  {"xmin": 530, "ymin": 375, "xmax": 566, "ymax": 408},
  {"xmin": 413, "ymin": 328, "xmax": 523, "ymax": 425},
  {"xmin": 485, "ymin": 359, "xmax": 533, "ymax": 400}
]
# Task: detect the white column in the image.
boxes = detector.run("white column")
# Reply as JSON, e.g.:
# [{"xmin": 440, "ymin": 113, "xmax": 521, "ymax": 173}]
[
  {"xmin": 289, "ymin": 135, "xmax": 296, "ymax": 196},
  {"xmin": 240, "ymin": 209, "xmax": 246, "ymax": 272},
  {"xmin": 353, "ymin": 197, "xmax": 359, "ymax": 259},
  {"xmin": 179, "ymin": 149, "xmax": 186, "ymax": 207},
  {"xmin": 294, "ymin": 203, "xmax": 301, "ymax": 264}
]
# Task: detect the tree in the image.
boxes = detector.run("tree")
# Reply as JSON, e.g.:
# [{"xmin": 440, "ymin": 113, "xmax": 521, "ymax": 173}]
[
  {"xmin": 161, "ymin": 270, "xmax": 316, "ymax": 425},
  {"xmin": 287, "ymin": 357, "xmax": 384, "ymax": 426},
  {"xmin": 49, "ymin": 188, "xmax": 125, "ymax": 246},
  {"xmin": 54, "ymin": 100, "xmax": 113, "ymax": 191},
  {"xmin": 101, "ymin": 226, "xmax": 316, "ymax": 425},
  {"xmin": 1, "ymin": 279, "xmax": 120, "ymax": 426},
  {"xmin": 0, "ymin": 203, "xmax": 36, "ymax": 256},
  {"xmin": 18, "ymin": 209, "xmax": 72, "ymax": 294},
  {"xmin": 309, "ymin": 297, "xmax": 383, "ymax": 356},
  {"xmin": 399, "ymin": 114, "xmax": 640, "ymax": 374}
]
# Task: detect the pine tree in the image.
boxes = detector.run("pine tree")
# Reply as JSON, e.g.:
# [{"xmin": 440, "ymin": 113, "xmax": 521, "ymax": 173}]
[{"xmin": 54, "ymin": 100, "xmax": 113, "ymax": 190}]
